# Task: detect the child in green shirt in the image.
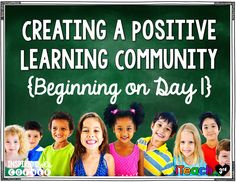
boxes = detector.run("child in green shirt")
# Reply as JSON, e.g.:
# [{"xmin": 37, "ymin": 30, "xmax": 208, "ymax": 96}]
[{"xmin": 39, "ymin": 111, "xmax": 74, "ymax": 176}]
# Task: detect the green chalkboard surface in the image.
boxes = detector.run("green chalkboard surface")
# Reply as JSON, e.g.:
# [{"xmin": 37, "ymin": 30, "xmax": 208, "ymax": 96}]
[{"xmin": 4, "ymin": 4, "xmax": 231, "ymax": 152}]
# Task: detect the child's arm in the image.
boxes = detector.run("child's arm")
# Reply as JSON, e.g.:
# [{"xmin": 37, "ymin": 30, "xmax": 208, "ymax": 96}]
[
  {"xmin": 162, "ymin": 160, "xmax": 174, "ymax": 176},
  {"xmin": 138, "ymin": 149, "xmax": 144, "ymax": 176},
  {"xmin": 104, "ymin": 153, "xmax": 115, "ymax": 176}
]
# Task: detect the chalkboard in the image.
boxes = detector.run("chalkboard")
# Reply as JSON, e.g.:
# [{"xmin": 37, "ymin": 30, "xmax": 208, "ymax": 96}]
[{"xmin": 4, "ymin": 3, "xmax": 232, "ymax": 153}]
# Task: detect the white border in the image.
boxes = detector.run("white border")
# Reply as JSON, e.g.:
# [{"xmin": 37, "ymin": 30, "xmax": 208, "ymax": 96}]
[{"xmin": 0, "ymin": 1, "xmax": 235, "ymax": 181}]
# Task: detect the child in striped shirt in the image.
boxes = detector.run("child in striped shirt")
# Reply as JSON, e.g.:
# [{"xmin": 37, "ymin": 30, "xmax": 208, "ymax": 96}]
[{"xmin": 137, "ymin": 112, "xmax": 178, "ymax": 176}]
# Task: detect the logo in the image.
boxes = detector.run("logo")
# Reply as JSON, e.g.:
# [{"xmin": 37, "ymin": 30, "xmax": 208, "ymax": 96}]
[
  {"xmin": 175, "ymin": 165, "xmax": 214, "ymax": 175},
  {"xmin": 215, "ymin": 164, "xmax": 230, "ymax": 176}
]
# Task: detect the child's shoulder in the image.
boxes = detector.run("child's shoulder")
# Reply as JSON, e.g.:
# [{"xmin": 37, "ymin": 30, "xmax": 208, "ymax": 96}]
[
  {"xmin": 173, "ymin": 156, "xmax": 182, "ymax": 165},
  {"xmin": 159, "ymin": 144, "xmax": 173, "ymax": 160},
  {"xmin": 56, "ymin": 142, "xmax": 74, "ymax": 152},
  {"xmin": 44, "ymin": 144, "xmax": 53, "ymax": 150},
  {"xmin": 67, "ymin": 142, "xmax": 74, "ymax": 149},
  {"xmin": 198, "ymin": 158, "xmax": 207, "ymax": 166},
  {"xmin": 49, "ymin": 142, "xmax": 74, "ymax": 149},
  {"xmin": 162, "ymin": 144, "xmax": 172, "ymax": 154},
  {"xmin": 104, "ymin": 153, "xmax": 114, "ymax": 163},
  {"xmin": 40, "ymin": 144, "xmax": 52, "ymax": 153},
  {"xmin": 137, "ymin": 137, "xmax": 151, "ymax": 151},
  {"xmin": 108, "ymin": 142, "xmax": 114, "ymax": 147},
  {"xmin": 67, "ymin": 143, "xmax": 75, "ymax": 153},
  {"xmin": 34, "ymin": 145, "xmax": 44, "ymax": 151},
  {"xmin": 137, "ymin": 136, "xmax": 151, "ymax": 144}
]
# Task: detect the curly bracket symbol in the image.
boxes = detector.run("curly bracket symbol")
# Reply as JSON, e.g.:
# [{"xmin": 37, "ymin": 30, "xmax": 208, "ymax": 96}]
[
  {"xmin": 27, "ymin": 75, "xmax": 35, "ymax": 98},
  {"xmin": 201, "ymin": 76, "xmax": 212, "ymax": 98}
]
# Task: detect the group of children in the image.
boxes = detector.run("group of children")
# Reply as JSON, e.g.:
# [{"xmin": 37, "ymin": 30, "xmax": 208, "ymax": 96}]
[{"xmin": 4, "ymin": 103, "xmax": 231, "ymax": 177}]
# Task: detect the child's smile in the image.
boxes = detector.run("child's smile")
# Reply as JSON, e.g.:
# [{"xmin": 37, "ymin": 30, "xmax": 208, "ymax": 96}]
[
  {"xmin": 156, "ymin": 132, "xmax": 165, "ymax": 138},
  {"xmin": 81, "ymin": 118, "xmax": 104, "ymax": 150},
  {"xmin": 202, "ymin": 118, "xmax": 220, "ymax": 141},
  {"xmin": 86, "ymin": 139, "xmax": 97, "ymax": 145},
  {"xmin": 113, "ymin": 117, "xmax": 135, "ymax": 144},
  {"xmin": 151, "ymin": 119, "xmax": 172, "ymax": 142},
  {"xmin": 120, "ymin": 136, "xmax": 129, "ymax": 141},
  {"xmin": 51, "ymin": 119, "xmax": 71, "ymax": 145},
  {"xmin": 180, "ymin": 131, "xmax": 195, "ymax": 159}
]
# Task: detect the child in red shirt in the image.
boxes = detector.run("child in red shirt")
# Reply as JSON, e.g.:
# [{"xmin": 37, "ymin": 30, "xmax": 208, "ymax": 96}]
[{"xmin": 198, "ymin": 112, "xmax": 221, "ymax": 172}]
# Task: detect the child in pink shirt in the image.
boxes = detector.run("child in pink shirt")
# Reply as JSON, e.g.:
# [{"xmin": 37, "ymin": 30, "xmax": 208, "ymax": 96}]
[{"xmin": 104, "ymin": 103, "xmax": 144, "ymax": 176}]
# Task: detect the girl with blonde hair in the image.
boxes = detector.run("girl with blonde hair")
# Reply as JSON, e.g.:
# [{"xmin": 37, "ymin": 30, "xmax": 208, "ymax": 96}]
[
  {"xmin": 174, "ymin": 123, "xmax": 206, "ymax": 176},
  {"xmin": 4, "ymin": 125, "xmax": 32, "ymax": 176}
]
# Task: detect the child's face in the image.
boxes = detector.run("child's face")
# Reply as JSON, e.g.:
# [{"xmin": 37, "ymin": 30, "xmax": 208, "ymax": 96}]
[
  {"xmin": 201, "ymin": 118, "xmax": 220, "ymax": 141},
  {"xmin": 113, "ymin": 117, "xmax": 135, "ymax": 144},
  {"xmin": 25, "ymin": 130, "xmax": 42, "ymax": 150},
  {"xmin": 5, "ymin": 134, "xmax": 20, "ymax": 155},
  {"xmin": 218, "ymin": 150, "xmax": 230, "ymax": 166},
  {"xmin": 151, "ymin": 119, "xmax": 172, "ymax": 142},
  {"xmin": 51, "ymin": 119, "xmax": 71, "ymax": 144},
  {"xmin": 180, "ymin": 130, "xmax": 195, "ymax": 159},
  {"xmin": 80, "ymin": 118, "xmax": 104, "ymax": 150}
]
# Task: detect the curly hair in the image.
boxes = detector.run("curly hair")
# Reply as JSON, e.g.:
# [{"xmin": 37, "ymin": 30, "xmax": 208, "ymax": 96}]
[
  {"xmin": 103, "ymin": 102, "xmax": 145, "ymax": 130},
  {"xmin": 48, "ymin": 111, "xmax": 74, "ymax": 131},
  {"xmin": 4, "ymin": 125, "xmax": 29, "ymax": 156}
]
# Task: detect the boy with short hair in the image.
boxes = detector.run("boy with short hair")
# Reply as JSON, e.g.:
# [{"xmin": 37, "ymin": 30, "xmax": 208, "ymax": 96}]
[
  {"xmin": 24, "ymin": 120, "xmax": 44, "ymax": 161},
  {"xmin": 24, "ymin": 120, "xmax": 44, "ymax": 176},
  {"xmin": 137, "ymin": 112, "xmax": 178, "ymax": 176},
  {"xmin": 198, "ymin": 112, "xmax": 221, "ymax": 171},
  {"xmin": 216, "ymin": 139, "xmax": 230, "ymax": 176},
  {"xmin": 38, "ymin": 111, "xmax": 74, "ymax": 176}
]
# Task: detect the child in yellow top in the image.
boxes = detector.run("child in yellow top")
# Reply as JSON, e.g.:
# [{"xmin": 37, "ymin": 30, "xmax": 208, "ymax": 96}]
[{"xmin": 137, "ymin": 112, "xmax": 178, "ymax": 176}]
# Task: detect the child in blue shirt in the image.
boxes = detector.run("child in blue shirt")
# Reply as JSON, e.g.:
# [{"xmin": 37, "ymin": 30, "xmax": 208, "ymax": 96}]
[
  {"xmin": 173, "ymin": 123, "xmax": 207, "ymax": 176},
  {"xmin": 24, "ymin": 121, "xmax": 44, "ymax": 175}
]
